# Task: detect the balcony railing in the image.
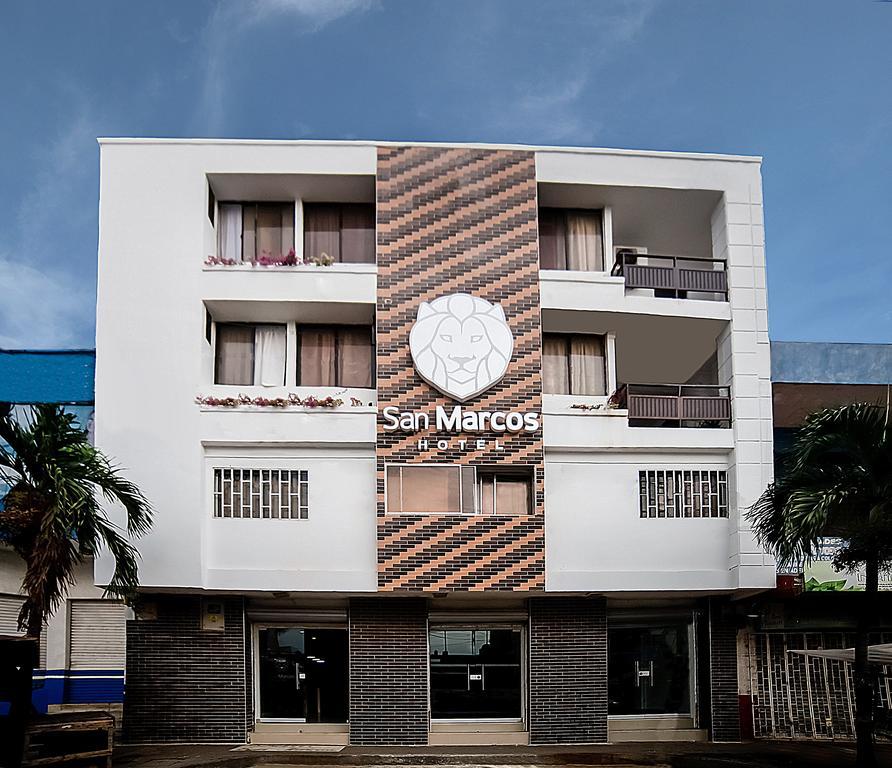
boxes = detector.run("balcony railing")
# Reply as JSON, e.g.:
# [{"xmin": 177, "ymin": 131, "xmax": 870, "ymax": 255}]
[
  {"xmin": 611, "ymin": 251, "xmax": 728, "ymax": 300},
  {"xmin": 615, "ymin": 384, "xmax": 731, "ymax": 427}
]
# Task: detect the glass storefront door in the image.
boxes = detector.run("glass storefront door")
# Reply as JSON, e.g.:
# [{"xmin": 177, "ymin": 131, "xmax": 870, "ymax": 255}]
[
  {"xmin": 257, "ymin": 627, "xmax": 348, "ymax": 722},
  {"xmin": 608, "ymin": 622, "xmax": 692, "ymax": 716},
  {"xmin": 429, "ymin": 627, "xmax": 523, "ymax": 720}
]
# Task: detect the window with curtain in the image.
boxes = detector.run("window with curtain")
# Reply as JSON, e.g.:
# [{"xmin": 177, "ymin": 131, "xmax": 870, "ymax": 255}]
[
  {"xmin": 542, "ymin": 333, "xmax": 606, "ymax": 395},
  {"xmin": 385, "ymin": 465, "xmax": 477, "ymax": 515},
  {"xmin": 215, "ymin": 323, "xmax": 287, "ymax": 386},
  {"xmin": 538, "ymin": 208, "xmax": 604, "ymax": 271},
  {"xmin": 304, "ymin": 203, "xmax": 375, "ymax": 264},
  {"xmin": 478, "ymin": 472, "xmax": 532, "ymax": 515},
  {"xmin": 297, "ymin": 325, "xmax": 374, "ymax": 387},
  {"xmin": 217, "ymin": 202, "xmax": 295, "ymax": 263}
]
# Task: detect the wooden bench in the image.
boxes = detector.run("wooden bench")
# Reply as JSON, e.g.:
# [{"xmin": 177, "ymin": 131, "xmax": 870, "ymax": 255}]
[{"xmin": 22, "ymin": 712, "xmax": 114, "ymax": 768}]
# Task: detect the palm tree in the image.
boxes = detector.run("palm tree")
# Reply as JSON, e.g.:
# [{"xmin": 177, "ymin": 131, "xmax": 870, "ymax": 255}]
[
  {"xmin": 749, "ymin": 401, "xmax": 892, "ymax": 768},
  {"xmin": 0, "ymin": 403, "xmax": 152, "ymax": 640}
]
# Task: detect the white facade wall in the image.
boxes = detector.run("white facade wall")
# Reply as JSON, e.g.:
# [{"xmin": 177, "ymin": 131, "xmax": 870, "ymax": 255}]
[{"xmin": 95, "ymin": 139, "xmax": 774, "ymax": 598}]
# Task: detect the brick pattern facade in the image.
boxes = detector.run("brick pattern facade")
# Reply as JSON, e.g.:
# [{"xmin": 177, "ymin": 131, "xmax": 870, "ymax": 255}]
[
  {"xmin": 348, "ymin": 597, "xmax": 428, "ymax": 745},
  {"xmin": 123, "ymin": 596, "xmax": 247, "ymax": 743},
  {"xmin": 375, "ymin": 146, "xmax": 545, "ymax": 591},
  {"xmin": 708, "ymin": 597, "xmax": 741, "ymax": 742},
  {"xmin": 529, "ymin": 596, "xmax": 608, "ymax": 744}
]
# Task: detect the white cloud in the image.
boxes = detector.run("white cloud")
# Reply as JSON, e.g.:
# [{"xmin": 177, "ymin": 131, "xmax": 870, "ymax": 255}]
[
  {"xmin": 249, "ymin": 0, "xmax": 377, "ymax": 29},
  {"xmin": 194, "ymin": 0, "xmax": 376, "ymax": 134},
  {"xmin": 481, "ymin": 0, "xmax": 658, "ymax": 145}
]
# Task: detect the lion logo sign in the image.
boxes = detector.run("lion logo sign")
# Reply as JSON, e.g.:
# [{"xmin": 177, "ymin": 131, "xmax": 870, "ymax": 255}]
[{"xmin": 409, "ymin": 293, "xmax": 514, "ymax": 402}]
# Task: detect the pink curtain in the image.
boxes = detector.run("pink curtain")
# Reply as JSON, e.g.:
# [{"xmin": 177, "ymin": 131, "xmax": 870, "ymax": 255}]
[
  {"xmin": 338, "ymin": 328, "xmax": 374, "ymax": 387},
  {"xmin": 299, "ymin": 328, "xmax": 337, "ymax": 386}
]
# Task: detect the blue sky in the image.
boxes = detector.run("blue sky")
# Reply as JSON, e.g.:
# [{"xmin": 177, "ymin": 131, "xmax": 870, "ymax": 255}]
[{"xmin": 0, "ymin": 0, "xmax": 890, "ymax": 348}]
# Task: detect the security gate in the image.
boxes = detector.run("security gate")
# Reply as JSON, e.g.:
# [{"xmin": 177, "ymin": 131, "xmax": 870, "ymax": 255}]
[{"xmin": 750, "ymin": 631, "xmax": 892, "ymax": 740}]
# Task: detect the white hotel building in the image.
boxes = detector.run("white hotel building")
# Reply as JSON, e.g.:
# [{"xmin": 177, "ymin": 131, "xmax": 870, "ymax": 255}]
[{"xmin": 94, "ymin": 139, "xmax": 774, "ymax": 745}]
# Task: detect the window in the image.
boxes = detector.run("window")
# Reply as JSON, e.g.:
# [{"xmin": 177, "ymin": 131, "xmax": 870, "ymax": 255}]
[
  {"xmin": 304, "ymin": 203, "xmax": 375, "ymax": 264},
  {"xmin": 539, "ymin": 208, "xmax": 604, "ymax": 271},
  {"xmin": 213, "ymin": 468, "xmax": 309, "ymax": 519},
  {"xmin": 478, "ymin": 471, "xmax": 532, "ymax": 515},
  {"xmin": 386, "ymin": 465, "xmax": 477, "ymax": 515},
  {"xmin": 208, "ymin": 184, "xmax": 216, "ymax": 224},
  {"xmin": 638, "ymin": 469, "xmax": 728, "ymax": 519},
  {"xmin": 297, "ymin": 325, "xmax": 374, "ymax": 388},
  {"xmin": 215, "ymin": 323, "xmax": 287, "ymax": 386},
  {"xmin": 542, "ymin": 333, "xmax": 606, "ymax": 395},
  {"xmin": 217, "ymin": 202, "xmax": 295, "ymax": 263}
]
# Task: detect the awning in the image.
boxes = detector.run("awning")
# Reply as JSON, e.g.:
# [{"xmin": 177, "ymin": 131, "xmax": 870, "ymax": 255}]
[{"xmin": 789, "ymin": 643, "xmax": 892, "ymax": 665}]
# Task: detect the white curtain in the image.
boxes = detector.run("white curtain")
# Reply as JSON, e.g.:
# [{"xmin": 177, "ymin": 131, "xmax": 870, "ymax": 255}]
[
  {"xmin": 570, "ymin": 336, "xmax": 606, "ymax": 395},
  {"xmin": 218, "ymin": 204, "xmax": 243, "ymax": 262},
  {"xmin": 253, "ymin": 325, "xmax": 286, "ymax": 386},
  {"xmin": 566, "ymin": 212, "xmax": 603, "ymax": 271}
]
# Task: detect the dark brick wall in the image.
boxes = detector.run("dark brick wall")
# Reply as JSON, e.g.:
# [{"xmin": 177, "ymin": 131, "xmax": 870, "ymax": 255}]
[
  {"xmin": 708, "ymin": 597, "xmax": 741, "ymax": 742},
  {"xmin": 376, "ymin": 146, "xmax": 545, "ymax": 592},
  {"xmin": 348, "ymin": 597, "xmax": 428, "ymax": 745},
  {"xmin": 529, "ymin": 596, "xmax": 607, "ymax": 744},
  {"xmin": 123, "ymin": 596, "xmax": 247, "ymax": 744}
]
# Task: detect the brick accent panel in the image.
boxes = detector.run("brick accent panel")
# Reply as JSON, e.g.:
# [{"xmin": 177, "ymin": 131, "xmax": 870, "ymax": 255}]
[
  {"xmin": 376, "ymin": 146, "xmax": 545, "ymax": 591},
  {"xmin": 123, "ymin": 596, "xmax": 246, "ymax": 744},
  {"xmin": 348, "ymin": 597, "xmax": 428, "ymax": 745},
  {"xmin": 529, "ymin": 597, "xmax": 608, "ymax": 744},
  {"xmin": 708, "ymin": 597, "xmax": 741, "ymax": 742}
]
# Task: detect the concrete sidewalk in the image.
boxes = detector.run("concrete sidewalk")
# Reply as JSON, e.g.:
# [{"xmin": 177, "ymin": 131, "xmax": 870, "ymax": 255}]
[{"xmin": 112, "ymin": 740, "xmax": 892, "ymax": 768}]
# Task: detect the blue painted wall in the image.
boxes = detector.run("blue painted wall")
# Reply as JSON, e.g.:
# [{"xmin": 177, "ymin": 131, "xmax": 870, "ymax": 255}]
[
  {"xmin": 772, "ymin": 341, "xmax": 892, "ymax": 385},
  {"xmin": 0, "ymin": 350, "xmax": 95, "ymax": 404}
]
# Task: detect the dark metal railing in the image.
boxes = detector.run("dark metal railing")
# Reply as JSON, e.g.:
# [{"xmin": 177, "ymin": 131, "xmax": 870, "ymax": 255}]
[
  {"xmin": 611, "ymin": 251, "xmax": 728, "ymax": 299},
  {"xmin": 614, "ymin": 383, "xmax": 731, "ymax": 427}
]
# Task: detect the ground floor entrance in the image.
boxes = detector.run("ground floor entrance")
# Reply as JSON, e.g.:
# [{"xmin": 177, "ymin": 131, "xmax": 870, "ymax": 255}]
[
  {"xmin": 122, "ymin": 595, "xmax": 740, "ymax": 746},
  {"xmin": 429, "ymin": 627, "xmax": 524, "ymax": 721},
  {"xmin": 255, "ymin": 626, "xmax": 348, "ymax": 723}
]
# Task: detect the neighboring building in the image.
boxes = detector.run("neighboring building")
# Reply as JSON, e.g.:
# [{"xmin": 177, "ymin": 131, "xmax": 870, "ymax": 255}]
[
  {"xmin": 95, "ymin": 139, "xmax": 774, "ymax": 745},
  {"xmin": 0, "ymin": 350, "xmax": 126, "ymax": 722},
  {"xmin": 741, "ymin": 342, "xmax": 892, "ymax": 741}
]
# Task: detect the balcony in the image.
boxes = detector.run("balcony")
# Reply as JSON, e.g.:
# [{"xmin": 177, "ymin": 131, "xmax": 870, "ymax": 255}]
[
  {"xmin": 612, "ymin": 251, "xmax": 728, "ymax": 300},
  {"xmin": 616, "ymin": 384, "xmax": 731, "ymax": 428}
]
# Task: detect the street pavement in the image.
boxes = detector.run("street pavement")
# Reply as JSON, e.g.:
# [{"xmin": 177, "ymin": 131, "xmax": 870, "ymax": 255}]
[{"xmin": 112, "ymin": 741, "xmax": 892, "ymax": 768}]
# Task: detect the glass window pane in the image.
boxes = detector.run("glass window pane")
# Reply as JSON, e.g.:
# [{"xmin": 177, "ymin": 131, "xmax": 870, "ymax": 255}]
[
  {"xmin": 542, "ymin": 335, "xmax": 569, "ymax": 394},
  {"xmin": 566, "ymin": 211, "xmax": 603, "ymax": 271},
  {"xmin": 340, "ymin": 204, "xmax": 375, "ymax": 264},
  {"xmin": 215, "ymin": 324, "xmax": 255, "ymax": 385},
  {"xmin": 386, "ymin": 465, "xmax": 462, "ymax": 514},
  {"xmin": 304, "ymin": 204, "xmax": 341, "ymax": 263},
  {"xmin": 299, "ymin": 328, "xmax": 337, "ymax": 386},
  {"xmin": 538, "ymin": 209, "xmax": 567, "ymax": 270},
  {"xmin": 337, "ymin": 327, "xmax": 374, "ymax": 387},
  {"xmin": 495, "ymin": 477, "xmax": 530, "ymax": 515},
  {"xmin": 569, "ymin": 335, "xmax": 606, "ymax": 396}
]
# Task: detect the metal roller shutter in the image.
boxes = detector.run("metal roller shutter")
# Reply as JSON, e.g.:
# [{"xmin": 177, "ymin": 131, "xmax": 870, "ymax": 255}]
[
  {"xmin": 0, "ymin": 594, "xmax": 46, "ymax": 667},
  {"xmin": 69, "ymin": 601, "xmax": 126, "ymax": 670}
]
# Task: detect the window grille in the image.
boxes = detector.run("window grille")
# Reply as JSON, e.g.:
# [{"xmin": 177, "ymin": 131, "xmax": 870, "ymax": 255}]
[
  {"xmin": 638, "ymin": 469, "xmax": 727, "ymax": 519},
  {"xmin": 213, "ymin": 468, "xmax": 308, "ymax": 519}
]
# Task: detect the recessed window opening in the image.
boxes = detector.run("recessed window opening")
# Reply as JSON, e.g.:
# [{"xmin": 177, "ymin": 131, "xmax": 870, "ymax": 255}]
[
  {"xmin": 542, "ymin": 333, "xmax": 606, "ymax": 396},
  {"xmin": 477, "ymin": 470, "xmax": 533, "ymax": 515},
  {"xmin": 539, "ymin": 208, "xmax": 604, "ymax": 271},
  {"xmin": 214, "ymin": 323, "xmax": 287, "ymax": 386},
  {"xmin": 218, "ymin": 202, "xmax": 295, "ymax": 263},
  {"xmin": 303, "ymin": 203, "xmax": 375, "ymax": 264},
  {"xmin": 297, "ymin": 325, "xmax": 374, "ymax": 388},
  {"xmin": 385, "ymin": 464, "xmax": 477, "ymax": 515}
]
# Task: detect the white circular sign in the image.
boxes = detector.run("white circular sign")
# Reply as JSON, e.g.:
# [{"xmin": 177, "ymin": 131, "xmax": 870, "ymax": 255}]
[{"xmin": 409, "ymin": 293, "xmax": 514, "ymax": 402}]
